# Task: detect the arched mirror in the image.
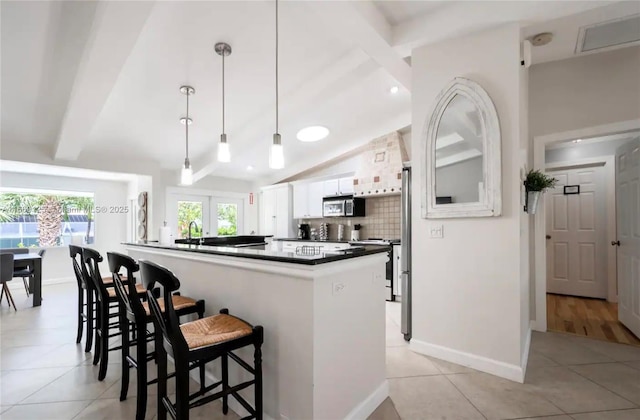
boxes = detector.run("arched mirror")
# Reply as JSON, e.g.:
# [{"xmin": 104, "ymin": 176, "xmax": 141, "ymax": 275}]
[{"xmin": 422, "ymin": 77, "xmax": 501, "ymax": 218}]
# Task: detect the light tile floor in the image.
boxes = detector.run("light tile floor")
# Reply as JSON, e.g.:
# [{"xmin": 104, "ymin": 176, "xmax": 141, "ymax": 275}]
[
  {"xmin": 1, "ymin": 284, "xmax": 639, "ymax": 420},
  {"xmin": 371, "ymin": 301, "xmax": 640, "ymax": 420}
]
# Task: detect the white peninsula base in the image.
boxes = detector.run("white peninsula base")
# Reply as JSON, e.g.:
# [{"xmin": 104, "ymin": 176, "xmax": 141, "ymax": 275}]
[{"xmin": 126, "ymin": 244, "xmax": 388, "ymax": 420}]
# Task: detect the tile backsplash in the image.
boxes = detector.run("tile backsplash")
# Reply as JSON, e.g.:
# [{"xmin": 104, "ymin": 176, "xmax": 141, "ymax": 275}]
[{"xmin": 300, "ymin": 195, "xmax": 401, "ymax": 241}]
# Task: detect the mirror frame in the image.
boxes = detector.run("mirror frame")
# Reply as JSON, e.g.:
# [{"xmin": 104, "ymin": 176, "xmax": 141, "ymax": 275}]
[{"xmin": 422, "ymin": 77, "xmax": 502, "ymax": 219}]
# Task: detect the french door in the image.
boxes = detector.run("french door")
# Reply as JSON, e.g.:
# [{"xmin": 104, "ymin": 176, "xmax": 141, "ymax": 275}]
[{"xmin": 168, "ymin": 194, "xmax": 244, "ymax": 239}]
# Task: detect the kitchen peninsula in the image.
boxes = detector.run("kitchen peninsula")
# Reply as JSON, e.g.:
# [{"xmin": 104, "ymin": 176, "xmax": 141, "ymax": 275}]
[{"xmin": 125, "ymin": 241, "xmax": 389, "ymax": 419}]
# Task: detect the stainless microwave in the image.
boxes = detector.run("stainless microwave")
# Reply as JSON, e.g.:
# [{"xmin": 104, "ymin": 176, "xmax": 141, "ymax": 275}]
[{"xmin": 322, "ymin": 196, "xmax": 366, "ymax": 217}]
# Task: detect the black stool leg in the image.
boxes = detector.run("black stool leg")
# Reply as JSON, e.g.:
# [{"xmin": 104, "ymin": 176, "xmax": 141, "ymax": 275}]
[
  {"xmin": 76, "ymin": 286, "xmax": 84, "ymax": 344},
  {"xmin": 85, "ymin": 290, "xmax": 94, "ymax": 353},
  {"xmin": 135, "ymin": 322, "xmax": 148, "ymax": 420},
  {"xmin": 156, "ymin": 332, "xmax": 168, "ymax": 420},
  {"xmin": 98, "ymin": 302, "xmax": 109, "ymax": 380},
  {"xmin": 93, "ymin": 299, "xmax": 102, "ymax": 365},
  {"xmin": 254, "ymin": 326, "xmax": 264, "ymax": 420},
  {"xmin": 175, "ymin": 363, "xmax": 190, "ymax": 420},
  {"xmin": 221, "ymin": 353, "xmax": 229, "ymax": 414},
  {"xmin": 119, "ymin": 309, "xmax": 130, "ymax": 401}
]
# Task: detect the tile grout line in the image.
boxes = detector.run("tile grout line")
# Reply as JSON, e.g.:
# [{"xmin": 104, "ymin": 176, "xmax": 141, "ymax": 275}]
[
  {"xmin": 565, "ymin": 364, "xmax": 640, "ymax": 410},
  {"xmin": 441, "ymin": 373, "xmax": 489, "ymax": 420}
]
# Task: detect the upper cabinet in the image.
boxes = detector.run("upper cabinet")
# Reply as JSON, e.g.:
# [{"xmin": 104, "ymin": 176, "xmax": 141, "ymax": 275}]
[
  {"xmin": 338, "ymin": 177, "xmax": 354, "ymax": 195},
  {"xmin": 293, "ymin": 177, "xmax": 354, "ymax": 219},
  {"xmin": 323, "ymin": 179, "xmax": 340, "ymax": 197},
  {"xmin": 422, "ymin": 77, "xmax": 501, "ymax": 218}
]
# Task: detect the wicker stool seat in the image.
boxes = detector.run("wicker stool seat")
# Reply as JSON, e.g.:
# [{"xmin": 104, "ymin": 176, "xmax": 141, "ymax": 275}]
[
  {"xmin": 140, "ymin": 260, "xmax": 263, "ymax": 420},
  {"xmin": 141, "ymin": 295, "xmax": 199, "ymax": 316},
  {"xmin": 107, "ymin": 283, "xmax": 145, "ymax": 298}
]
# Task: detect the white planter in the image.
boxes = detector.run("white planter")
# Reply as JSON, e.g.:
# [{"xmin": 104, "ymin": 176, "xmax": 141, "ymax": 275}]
[{"xmin": 527, "ymin": 191, "xmax": 542, "ymax": 214}]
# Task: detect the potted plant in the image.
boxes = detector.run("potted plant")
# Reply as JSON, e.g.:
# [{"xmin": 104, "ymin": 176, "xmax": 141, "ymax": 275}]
[{"xmin": 524, "ymin": 169, "xmax": 557, "ymax": 214}]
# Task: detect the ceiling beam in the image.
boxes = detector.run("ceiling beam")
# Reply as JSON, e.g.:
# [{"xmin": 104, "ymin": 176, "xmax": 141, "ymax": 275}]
[
  {"xmin": 303, "ymin": 1, "xmax": 411, "ymax": 91},
  {"xmin": 190, "ymin": 48, "xmax": 375, "ymax": 183},
  {"xmin": 53, "ymin": 1, "xmax": 154, "ymax": 161}
]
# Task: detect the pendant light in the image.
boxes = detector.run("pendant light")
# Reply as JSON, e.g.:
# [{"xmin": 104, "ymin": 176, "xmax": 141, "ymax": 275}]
[
  {"xmin": 215, "ymin": 42, "xmax": 232, "ymax": 163},
  {"xmin": 269, "ymin": 0, "xmax": 284, "ymax": 169},
  {"xmin": 180, "ymin": 85, "xmax": 195, "ymax": 185}
]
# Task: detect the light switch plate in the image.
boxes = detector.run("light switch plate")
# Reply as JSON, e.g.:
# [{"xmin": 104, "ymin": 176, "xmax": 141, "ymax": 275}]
[{"xmin": 430, "ymin": 225, "xmax": 444, "ymax": 238}]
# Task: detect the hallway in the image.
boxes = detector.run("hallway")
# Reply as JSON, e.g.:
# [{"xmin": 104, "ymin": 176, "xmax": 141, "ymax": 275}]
[{"xmin": 547, "ymin": 294, "xmax": 640, "ymax": 346}]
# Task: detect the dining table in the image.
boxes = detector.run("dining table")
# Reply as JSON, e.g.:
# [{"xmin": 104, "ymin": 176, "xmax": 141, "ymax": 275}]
[{"xmin": 13, "ymin": 253, "xmax": 42, "ymax": 307}]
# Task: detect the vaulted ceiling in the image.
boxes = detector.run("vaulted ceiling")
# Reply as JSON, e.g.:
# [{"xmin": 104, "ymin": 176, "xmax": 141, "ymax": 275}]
[{"xmin": 1, "ymin": 0, "xmax": 631, "ymax": 184}]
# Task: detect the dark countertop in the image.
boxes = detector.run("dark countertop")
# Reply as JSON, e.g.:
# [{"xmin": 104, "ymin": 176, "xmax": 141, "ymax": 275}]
[
  {"xmin": 274, "ymin": 238, "xmax": 352, "ymax": 243},
  {"xmin": 124, "ymin": 242, "xmax": 389, "ymax": 266}
]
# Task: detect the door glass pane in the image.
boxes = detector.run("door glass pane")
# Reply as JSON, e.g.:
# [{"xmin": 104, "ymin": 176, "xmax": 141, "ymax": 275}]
[
  {"xmin": 177, "ymin": 201, "xmax": 203, "ymax": 239},
  {"xmin": 217, "ymin": 203, "xmax": 237, "ymax": 236}
]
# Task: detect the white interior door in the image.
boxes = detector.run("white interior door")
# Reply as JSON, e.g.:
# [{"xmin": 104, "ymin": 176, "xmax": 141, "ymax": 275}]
[
  {"xmin": 616, "ymin": 139, "xmax": 640, "ymax": 338},
  {"xmin": 546, "ymin": 165, "xmax": 607, "ymax": 298}
]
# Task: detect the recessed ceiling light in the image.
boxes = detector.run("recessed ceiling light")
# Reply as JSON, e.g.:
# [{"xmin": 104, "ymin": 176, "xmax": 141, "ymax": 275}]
[
  {"xmin": 573, "ymin": 139, "xmax": 582, "ymax": 143},
  {"xmin": 389, "ymin": 86, "xmax": 399, "ymax": 94},
  {"xmin": 296, "ymin": 126, "xmax": 329, "ymax": 142},
  {"xmin": 246, "ymin": 165, "xmax": 254, "ymax": 171}
]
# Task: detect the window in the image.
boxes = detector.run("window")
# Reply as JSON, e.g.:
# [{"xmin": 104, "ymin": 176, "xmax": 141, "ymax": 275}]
[
  {"xmin": 217, "ymin": 203, "xmax": 238, "ymax": 236},
  {"xmin": 0, "ymin": 190, "xmax": 95, "ymax": 248},
  {"xmin": 177, "ymin": 201, "xmax": 204, "ymax": 239}
]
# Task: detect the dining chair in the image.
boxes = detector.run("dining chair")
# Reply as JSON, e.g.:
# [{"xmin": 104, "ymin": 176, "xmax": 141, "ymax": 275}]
[
  {"xmin": 13, "ymin": 249, "xmax": 46, "ymax": 296},
  {"xmin": 1, "ymin": 253, "xmax": 17, "ymax": 311}
]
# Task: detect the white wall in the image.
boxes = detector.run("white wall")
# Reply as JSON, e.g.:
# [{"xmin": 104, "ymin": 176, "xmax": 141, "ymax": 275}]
[
  {"xmin": 411, "ymin": 24, "xmax": 529, "ymax": 381},
  {"xmin": 530, "ymin": 46, "xmax": 640, "ymax": 138},
  {"xmin": 546, "ymin": 137, "xmax": 638, "ymax": 163},
  {"xmin": 0, "ymin": 171, "xmax": 129, "ymax": 282},
  {"xmin": 435, "ymin": 157, "xmax": 483, "ymax": 203}
]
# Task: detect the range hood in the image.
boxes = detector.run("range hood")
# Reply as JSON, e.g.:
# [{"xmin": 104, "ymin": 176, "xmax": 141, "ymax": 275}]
[{"xmin": 353, "ymin": 131, "xmax": 409, "ymax": 197}]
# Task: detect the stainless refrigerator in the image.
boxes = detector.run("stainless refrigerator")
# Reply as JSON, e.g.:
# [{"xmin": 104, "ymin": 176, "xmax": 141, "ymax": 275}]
[{"xmin": 401, "ymin": 166, "xmax": 412, "ymax": 341}]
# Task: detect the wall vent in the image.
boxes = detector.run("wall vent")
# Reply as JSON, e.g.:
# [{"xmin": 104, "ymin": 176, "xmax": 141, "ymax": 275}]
[{"xmin": 576, "ymin": 14, "xmax": 640, "ymax": 54}]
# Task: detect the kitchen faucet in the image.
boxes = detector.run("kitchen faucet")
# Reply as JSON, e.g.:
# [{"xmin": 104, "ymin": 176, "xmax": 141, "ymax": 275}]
[{"xmin": 188, "ymin": 221, "xmax": 199, "ymax": 242}]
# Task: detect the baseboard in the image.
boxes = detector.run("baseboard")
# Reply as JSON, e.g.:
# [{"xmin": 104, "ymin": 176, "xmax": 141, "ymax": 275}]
[
  {"xmin": 344, "ymin": 380, "xmax": 389, "ymax": 420},
  {"xmin": 410, "ymin": 339, "xmax": 525, "ymax": 383},
  {"xmin": 531, "ymin": 318, "xmax": 546, "ymax": 332},
  {"xmin": 187, "ymin": 365, "xmax": 276, "ymax": 420},
  {"xmin": 520, "ymin": 327, "xmax": 532, "ymax": 379}
]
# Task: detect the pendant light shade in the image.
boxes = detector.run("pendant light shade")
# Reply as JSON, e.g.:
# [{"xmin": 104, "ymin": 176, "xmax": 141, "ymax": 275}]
[
  {"xmin": 215, "ymin": 42, "xmax": 232, "ymax": 163},
  {"xmin": 179, "ymin": 86, "xmax": 195, "ymax": 186},
  {"xmin": 269, "ymin": 133, "xmax": 284, "ymax": 169},
  {"xmin": 269, "ymin": 0, "xmax": 284, "ymax": 169},
  {"xmin": 217, "ymin": 134, "xmax": 231, "ymax": 162}
]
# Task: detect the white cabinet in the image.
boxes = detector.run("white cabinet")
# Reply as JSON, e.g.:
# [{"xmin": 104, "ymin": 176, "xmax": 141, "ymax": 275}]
[
  {"xmin": 323, "ymin": 179, "xmax": 340, "ymax": 197},
  {"xmin": 308, "ymin": 181, "xmax": 324, "ymax": 218},
  {"xmin": 339, "ymin": 177, "xmax": 354, "ymax": 195},
  {"xmin": 260, "ymin": 184, "xmax": 295, "ymax": 238},
  {"xmin": 293, "ymin": 181, "xmax": 324, "ymax": 219}
]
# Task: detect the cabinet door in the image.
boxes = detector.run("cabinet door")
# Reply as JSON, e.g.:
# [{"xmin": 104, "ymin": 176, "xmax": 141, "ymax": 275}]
[
  {"xmin": 308, "ymin": 181, "xmax": 324, "ymax": 218},
  {"xmin": 339, "ymin": 177, "xmax": 354, "ymax": 195},
  {"xmin": 293, "ymin": 183, "xmax": 309, "ymax": 219},
  {"xmin": 323, "ymin": 179, "xmax": 340, "ymax": 197},
  {"xmin": 260, "ymin": 190, "xmax": 276, "ymax": 235},
  {"xmin": 275, "ymin": 185, "xmax": 292, "ymax": 238}
]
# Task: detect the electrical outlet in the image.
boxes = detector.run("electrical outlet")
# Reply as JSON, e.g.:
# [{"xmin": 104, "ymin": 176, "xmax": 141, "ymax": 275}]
[
  {"xmin": 332, "ymin": 282, "xmax": 346, "ymax": 295},
  {"xmin": 430, "ymin": 225, "xmax": 444, "ymax": 238},
  {"xmin": 372, "ymin": 272, "xmax": 384, "ymax": 285}
]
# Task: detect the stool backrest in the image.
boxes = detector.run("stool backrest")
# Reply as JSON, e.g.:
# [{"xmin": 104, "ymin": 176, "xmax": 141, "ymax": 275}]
[
  {"xmin": 83, "ymin": 247, "xmax": 108, "ymax": 303},
  {"xmin": 69, "ymin": 245, "xmax": 90, "ymax": 291},
  {"xmin": 139, "ymin": 259, "xmax": 189, "ymax": 356},
  {"xmin": 1, "ymin": 253, "xmax": 14, "ymax": 283},
  {"xmin": 107, "ymin": 252, "xmax": 144, "ymax": 318}
]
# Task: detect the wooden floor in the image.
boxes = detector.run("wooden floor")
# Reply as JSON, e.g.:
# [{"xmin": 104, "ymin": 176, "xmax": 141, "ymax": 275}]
[{"xmin": 547, "ymin": 293, "xmax": 640, "ymax": 346}]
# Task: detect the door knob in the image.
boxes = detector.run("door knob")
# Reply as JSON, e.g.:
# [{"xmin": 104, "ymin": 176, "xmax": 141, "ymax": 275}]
[
  {"xmin": 611, "ymin": 240, "xmax": 621, "ymax": 246},
  {"xmin": 546, "ymin": 235, "xmax": 551, "ymax": 240}
]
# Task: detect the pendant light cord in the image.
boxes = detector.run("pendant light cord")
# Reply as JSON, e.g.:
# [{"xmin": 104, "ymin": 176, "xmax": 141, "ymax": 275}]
[
  {"xmin": 222, "ymin": 53, "xmax": 225, "ymax": 135},
  {"xmin": 275, "ymin": 0, "xmax": 279, "ymax": 134},
  {"xmin": 185, "ymin": 90, "xmax": 190, "ymax": 161}
]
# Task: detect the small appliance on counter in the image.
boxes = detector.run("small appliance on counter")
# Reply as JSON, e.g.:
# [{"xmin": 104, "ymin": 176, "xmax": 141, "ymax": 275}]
[
  {"xmin": 319, "ymin": 223, "xmax": 329, "ymax": 241},
  {"xmin": 351, "ymin": 224, "xmax": 361, "ymax": 241},
  {"xmin": 337, "ymin": 224, "xmax": 345, "ymax": 241},
  {"xmin": 298, "ymin": 223, "xmax": 311, "ymax": 239}
]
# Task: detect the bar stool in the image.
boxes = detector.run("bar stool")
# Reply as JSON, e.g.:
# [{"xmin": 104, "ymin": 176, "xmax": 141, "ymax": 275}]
[
  {"xmin": 83, "ymin": 247, "xmax": 146, "ymax": 380},
  {"xmin": 140, "ymin": 260, "xmax": 263, "ymax": 420},
  {"xmin": 107, "ymin": 252, "xmax": 205, "ymax": 420}
]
